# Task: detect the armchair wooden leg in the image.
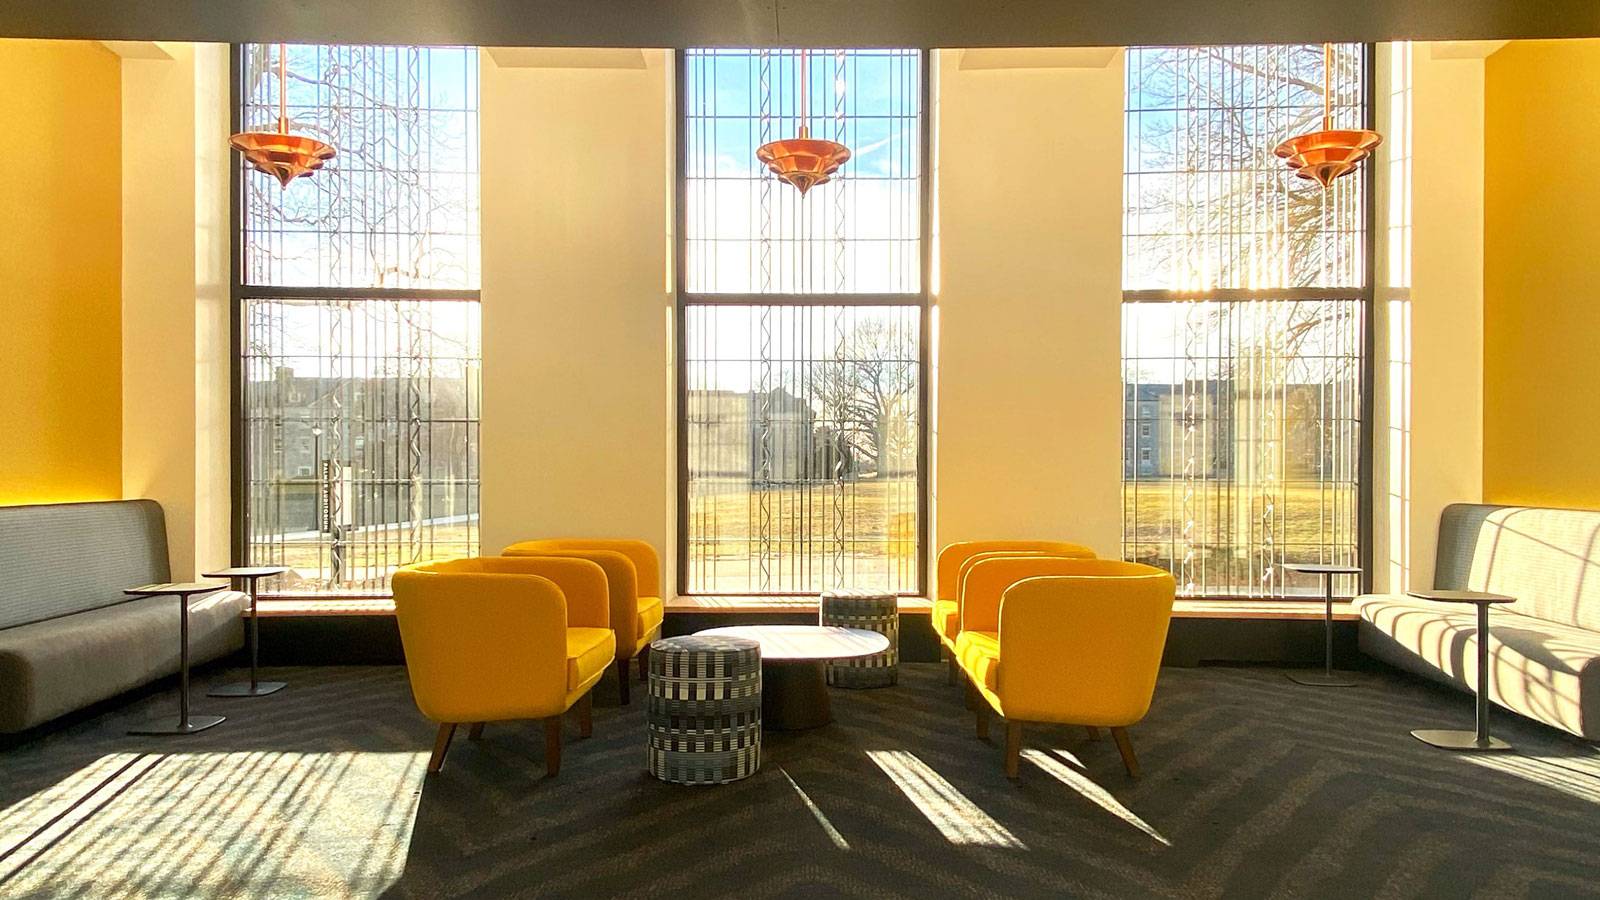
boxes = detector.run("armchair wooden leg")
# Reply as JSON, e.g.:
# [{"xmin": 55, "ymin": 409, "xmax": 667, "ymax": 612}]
[
  {"xmin": 1005, "ymin": 721, "xmax": 1023, "ymax": 779},
  {"xmin": 544, "ymin": 715, "xmax": 563, "ymax": 776},
  {"xmin": 963, "ymin": 676, "xmax": 978, "ymax": 711},
  {"xmin": 428, "ymin": 723, "xmax": 457, "ymax": 773},
  {"xmin": 637, "ymin": 644, "xmax": 650, "ymax": 682},
  {"xmin": 1110, "ymin": 726, "xmax": 1140, "ymax": 778},
  {"xmin": 1085, "ymin": 726, "xmax": 1102, "ymax": 742},
  {"xmin": 617, "ymin": 658, "xmax": 632, "ymax": 705},
  {"xmin": 947, "ymin": 654, "xmax": 959, "ymax": 686},
  {"xmin": 975, "ymin": 701, "xmax": 990, "ymax": 740},
  {"xmin": 468, "ymin": 722, "xmax": 486, "ymax": 741},
  {"xmin": 576, "ymin": 690, "xmax": 594, "ymax": 738}
]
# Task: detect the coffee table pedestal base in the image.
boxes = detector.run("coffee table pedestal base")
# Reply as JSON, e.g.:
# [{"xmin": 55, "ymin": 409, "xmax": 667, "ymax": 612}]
[
  {"xmin": 1410, "ymin": 728, "xmax": 1512, "ymax": 751},
  {"xmin": 763, "ymin": 661, "xmax": 832, "ymax": 730},
  {"xmin": 208, "ymin": 681, "xmax": 287, "ymax": 698},
  {"xmin": 129, "ymin": 714, "xmax": 226, "ymax": 736}
]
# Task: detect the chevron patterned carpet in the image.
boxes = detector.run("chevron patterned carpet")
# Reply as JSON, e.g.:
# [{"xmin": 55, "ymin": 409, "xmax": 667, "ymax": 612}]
[{"xmin": 2, "ymin": 662, "xmax": 1598, "ymax": 900}]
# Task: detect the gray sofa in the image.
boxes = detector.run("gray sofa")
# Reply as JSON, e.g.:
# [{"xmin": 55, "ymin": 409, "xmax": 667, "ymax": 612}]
[
  {"xmin": 0, "ymin": 500, "xmax": 246, "ymax": 733},
  {"xmin": 1357, "ymin": 503, "xmax": 1600, "ymax": 741}
]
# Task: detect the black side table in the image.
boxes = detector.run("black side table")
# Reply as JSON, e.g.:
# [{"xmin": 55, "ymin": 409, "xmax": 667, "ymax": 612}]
[
  {"xmin": 1407, "ymin": 589, "xmax": 1516, "ymax": 751},
  {"xmin": 1282, "ymin": 563, "xmax": 1361, "ymax": 687},
  {"xmin": 202, "ymin": 566, "xmax": 290, "ymax": 697},
  {"xmin": 124, "ymin": 582, "xmax": 230, "ymax": 735}
]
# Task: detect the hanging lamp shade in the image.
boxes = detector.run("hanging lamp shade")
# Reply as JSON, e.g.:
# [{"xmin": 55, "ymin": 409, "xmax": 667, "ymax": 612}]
[
  {"xmin": 1274, "ymin": 43, "xmax": 1381, "ymax": 188},
  {"xmin": 230, "ymin": 43, "xmax": 336, "ymax": 188},
  {"xmin": 756, "ymin": 49, "xmax": 851, "ymax": 196}
]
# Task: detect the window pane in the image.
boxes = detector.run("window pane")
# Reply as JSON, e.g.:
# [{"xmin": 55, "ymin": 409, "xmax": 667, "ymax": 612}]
[
  {"xmin": 684, "ymin": 49, "xmax": 922, "ymax": 294},
  {"xmin": 1124, "ymin": 44, "xmax": 1367, "ymax": 292},
  {"xmin": 685, "ymin": 304, "xmax": 921, "ymax": 593},
  {"xmin": 240, "ymin": 43, "xmax": 480, "ymax": 290},
  {"xmin": 243, "ymin": 298, "xmax": 482, "ymax": 596},
  {"xmin": 1122, "ymin": 299, "xmax": 1362, "ymax": 597}
]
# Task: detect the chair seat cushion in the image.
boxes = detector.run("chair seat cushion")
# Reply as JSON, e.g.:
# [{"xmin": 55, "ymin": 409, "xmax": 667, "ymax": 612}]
[
  {"xmin": 566, "ymin": 627, "xmax": 616, "ymax": 692},
  {"xmin": 1356, "ymin": 593, "xmax": 1600, "ymax": 740},
  {"xmin": 932, "ymin": 600, "xmax": 959, "ymax": 643},
  {"xmin": 954, "ymin": 630, "xmax": 1000, "ymax": 693},
  {"xmin": 636, "ymin": 596, "xmax": 665, "ymax": 646}
]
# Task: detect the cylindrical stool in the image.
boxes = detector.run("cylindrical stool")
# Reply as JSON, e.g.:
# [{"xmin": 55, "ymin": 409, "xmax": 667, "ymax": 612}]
[
  {"xmin": 819, "ymin": 589, "xmax": 899, "ymax": 688},
  {"xmin": 646, "ymin": 635, "xmax": 762, "ymax": 785}
]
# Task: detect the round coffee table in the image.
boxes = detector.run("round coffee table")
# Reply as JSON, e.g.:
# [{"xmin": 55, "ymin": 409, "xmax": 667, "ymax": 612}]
[{"xmin": 694, "ymin": 625, "xmax": 890, "ymax": 730}]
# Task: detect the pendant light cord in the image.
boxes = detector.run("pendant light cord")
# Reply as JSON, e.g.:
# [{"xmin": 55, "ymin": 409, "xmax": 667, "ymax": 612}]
[
  {"xmin": 1322, "ymin": 42, "xmax": 1333, "ymax": 131},
  {"xmin": 798, "ymin": 48, "xmax": 810, "ymax": 140},
  {"xmin": 276, "ymin": 42, "xmax": 289, "ymax": 134}
]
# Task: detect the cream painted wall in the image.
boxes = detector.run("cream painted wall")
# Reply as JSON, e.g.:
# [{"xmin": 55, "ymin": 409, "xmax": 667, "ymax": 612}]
[
  {"xmin": 0, "ymin": 40, "xmax": 123, "ymax": 506},
  {"xmin": 931, "ymin": 49, "xmax": 1126, "ymax": 592},
  {"xmin": 120, "ymin": 42, "xmax": 232, "ymax": 580},
  {"xmin": 478, "ymin": 49, "xmax": 674, "ymax": 592},
  {"xmin": 1371, "ymin": 42, "xmax": 1487, "ymax": 593}
]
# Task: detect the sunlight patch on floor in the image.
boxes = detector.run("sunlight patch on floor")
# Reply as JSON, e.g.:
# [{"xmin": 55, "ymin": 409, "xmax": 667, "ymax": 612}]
[
  {"xmin": 1024, "ymin": 749, "xmax": 1171, "ymax": 846},
  {"xmin": 866, "ymin": 750, "xmax": 1026, "ymax": 849},
  {"xmin": 780, "ymin": 768, "xmax": 850, "ymax": 850},
  {"xmin": 1462, "ymin": 752, "xmax": 1600, "ymax": 805},
  {"xmin": 0, "ymin": 750, "xmax": 426, "ymax": 899}
]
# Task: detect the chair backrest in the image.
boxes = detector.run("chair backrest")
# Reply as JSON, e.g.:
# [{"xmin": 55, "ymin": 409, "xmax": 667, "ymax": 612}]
[
  {"xmin": 998, "ymin": 561, "xmax": 1176, "ymax": 725},
  {"xmin": 0, "ymin": 500, "xmax": 170, "ymax": 630},
  {"xmin": 392, "ymin": 558, "xmax": 571, "ymax": 722},
  {"xmin": 504, "ymin": 539, "xmax": 661, "ymax": 598},
  {"xmin": 935, "ymin": 540, "xmax": 1095, "ymax": 602},
  {"xmin": 1435, "ymin": 503, "xmax": 1600, "ymax": 631}
]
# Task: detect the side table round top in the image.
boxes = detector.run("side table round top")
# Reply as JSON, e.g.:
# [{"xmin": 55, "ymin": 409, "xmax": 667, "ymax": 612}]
[
  {"xmin": 125, "ymin": 582, "xmax": 230, "ymax": 597},
  {"xmin": 1407, "ymin": 589, "xmax": 1515, "ymax": 605},
  {"xmin": 202, "ymin": 566, "xmax": 290, "ymax": 579},
  {"xmin": 695, "ymin": 625, "xmax": 889, "ymax": 661},
  {"xmin": 1283, "ymin": 563, "xmax": 1363, "ymax": 575}
]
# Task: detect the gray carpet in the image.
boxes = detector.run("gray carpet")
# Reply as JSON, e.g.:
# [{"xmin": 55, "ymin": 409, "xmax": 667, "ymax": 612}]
[{"xmin": 2, "ymin": 662, "xmax": 1598, "ymax": 900}]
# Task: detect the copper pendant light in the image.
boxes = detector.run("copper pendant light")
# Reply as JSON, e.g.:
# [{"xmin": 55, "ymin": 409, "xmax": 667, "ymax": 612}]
[
  {"xmin": 756, "ymin": 49, "xmax": 851, "ymax": 196},
  {"xmin": 229, "ymin": 43, "xmax": 336, "ymax": 188},
  {"xmin": 1274, "ymin": 43, "xmax": 1382, "ymax": 187}
]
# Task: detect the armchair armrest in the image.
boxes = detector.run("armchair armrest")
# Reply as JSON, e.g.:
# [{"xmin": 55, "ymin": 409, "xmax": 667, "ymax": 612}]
[
  {"xmin": 502, "ymin": 546, "xmax": 642, "ymax": 650},
  {"xmin": 471, "ymin": 556, "xmax": 610, "ymax": 629},
  {"xmin": 962, "ymin": 556, "xmax": 1123, "ymax": 633}
]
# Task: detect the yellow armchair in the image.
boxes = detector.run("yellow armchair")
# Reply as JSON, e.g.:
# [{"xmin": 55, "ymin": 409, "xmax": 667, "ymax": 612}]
[
  {"xmin": 933, "ymin": 541, "xmax": 1096, "ymax": 683},
  {"xmin": 953, "ymin": 558, "xmax": 1175, "ymax": 778},
  {"xmin": 502, "ymin": 538, "xmax": 664, "ymax": 705},
  {"xmin": 392, "ymin": 556, "xmax": 615, "ymax": 775}
]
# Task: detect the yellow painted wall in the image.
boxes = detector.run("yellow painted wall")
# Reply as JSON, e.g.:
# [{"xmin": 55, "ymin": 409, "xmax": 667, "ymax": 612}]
[
  {"xmin": 478, "ymin": 50, "xmax": 674, "ymax": 582},
  {"xmin": 0, "ymin": 40, "xmax": 122, "ymax": 505},
  {"xmin": 932, "ymin": 49, "xmax": 1126, "ymax": 590},
  {"xmin": 1483, "ymin": 39, "xmax": 1600, "ymax": 509}
]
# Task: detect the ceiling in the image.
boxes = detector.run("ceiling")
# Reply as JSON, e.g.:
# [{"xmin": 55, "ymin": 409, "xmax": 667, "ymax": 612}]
[{"xmin": 4, "ymin": 0, "xmax": 1598, "ymax": 48}]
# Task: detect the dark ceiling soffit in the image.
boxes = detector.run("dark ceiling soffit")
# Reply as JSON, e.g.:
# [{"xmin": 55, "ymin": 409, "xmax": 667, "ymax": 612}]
[{"xmin": 4, "ymin": 0, "xmax": 1598, "ymax": 46}]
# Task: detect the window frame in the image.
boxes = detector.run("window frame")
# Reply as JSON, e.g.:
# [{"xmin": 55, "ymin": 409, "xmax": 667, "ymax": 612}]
[
  {"xmin": 227, "ymin": 43, "xmax": 484, "ymax": 595},
  {"xmin": 1119, "ymin": 43, "xmax": 1378, "ymax": 599},
  {"xmin": 673, "ymin": 49, "xmax": 933, "ymax": 597}
]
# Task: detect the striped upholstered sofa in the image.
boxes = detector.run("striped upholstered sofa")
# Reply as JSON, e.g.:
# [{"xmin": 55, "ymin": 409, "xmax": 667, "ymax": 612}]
[
  {"xmin": 1356, "ymin": 503, "xmax": 1600, "ymax": 741},
  {"xmin": 0, "ymin": 500, "xmax": 246, "ymax": 733}
]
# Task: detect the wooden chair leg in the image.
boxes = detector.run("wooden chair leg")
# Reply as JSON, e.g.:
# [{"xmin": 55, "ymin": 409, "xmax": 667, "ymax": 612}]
[
  {"xmin": 975, "ymin": 701, "xmax": 990, "ymax": 740},
  {"xmin": 637, "ymin": 644, "xmax": 650, "ymax": 682},
  {"xmin": 1005, "ymin": 721, "xmax": 1023, "ymax": 779},
  {"xmin": 468, "ymin": 722, "xmax": 486, "ymax": 741},
  {"xmin": 963, "ymin": 676, "xmax": 978, "ymax": 711},
  {"xmin": 576, "ymin": 690, "xmax": 594, "ymax": 738},
  {"xmin": 1085, "ymin": 726, "xmax": 1102, "ymax": 742},
  {"xmin": 428, "ymin": 723, "xmax": 457, "ymax": 773},
  {"xmin": 544, "ymin": 715, "xmax": 563, "ymax": 776},
  {"xmin": 617, "ymin": 658, "xmax": 631, "ymax": 705},
  {"xmin": 947, "ymin": 654, "xmax": 959, "ymax": 686},
  {"xmin": 1110, "ymin": 726, "xmax": 1140, "ymax": 778}
]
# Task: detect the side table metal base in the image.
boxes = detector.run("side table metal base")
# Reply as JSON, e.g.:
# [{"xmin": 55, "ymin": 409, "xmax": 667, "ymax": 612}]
[
  {"xmin": 208, "ymin": 681, "xmax": 287, "ymax": 698},
  {"xmin": 1286, "ymin": 672, "xmax": 1357, "ymax": 687},
  {"xmin": 1410, "ymin": 728, "xmax": 1512, "ymax": 751},
  {"xmin": 129, "ymin": 714, "xmax": 226, "ymax": 736}
]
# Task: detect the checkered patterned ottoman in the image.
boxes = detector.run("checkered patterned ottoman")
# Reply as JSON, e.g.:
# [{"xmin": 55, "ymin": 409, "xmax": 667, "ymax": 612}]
[
  {"xmin": 646, "ymin": 634, "xmax": 762, "ymax": 785},
  {"xmin": 819, "ymin": 589, "xmax": 899, "ymax": 688}
]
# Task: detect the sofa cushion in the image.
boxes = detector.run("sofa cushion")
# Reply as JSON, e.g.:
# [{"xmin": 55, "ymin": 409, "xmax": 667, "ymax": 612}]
[
  {"xmin": 0, "ymin": 589, "xmax": 246, "ymax": 733},
  {"xmin": 954, "ymin": 630, "xmax": 1001, "ymax": 693},
  {"xmin": 0, "ymin": 500, "xmax": 170, "ymax": 630},
  {"xmin": 1356, "ymin": 593, "xmax": 1600, "ymax": 740},
  {"xmin": 1436, "ymin": 504, "xmax": 1600, "ymax": 632}
]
